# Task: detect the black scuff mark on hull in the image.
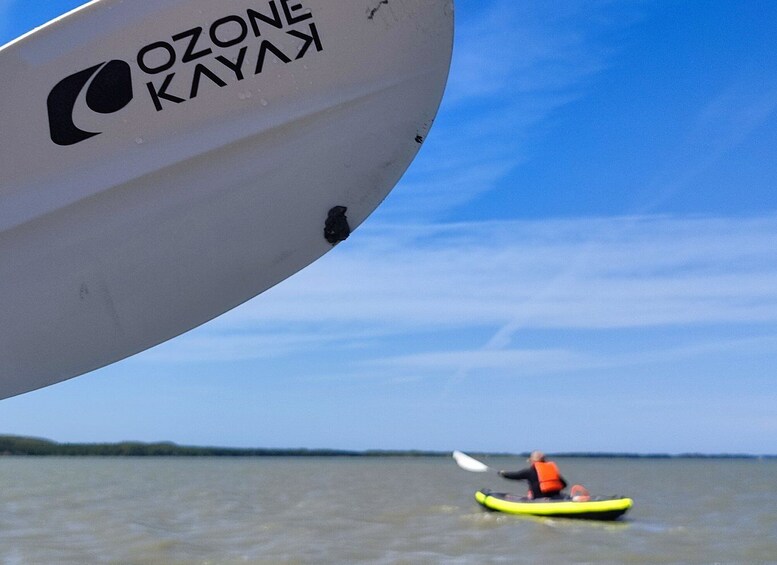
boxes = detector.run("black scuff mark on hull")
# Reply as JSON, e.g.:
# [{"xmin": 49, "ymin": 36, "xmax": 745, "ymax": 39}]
[
  {"xmin": 367, "ymin": 0, "xmax": 389, "ymax": 20},
  {"xmin": 415, "ymin": 134, "xmax": 424, "ymax": 144},
  {"xmin": 324, "ymin": 206, "xmax": 351, "ymax": 245}
]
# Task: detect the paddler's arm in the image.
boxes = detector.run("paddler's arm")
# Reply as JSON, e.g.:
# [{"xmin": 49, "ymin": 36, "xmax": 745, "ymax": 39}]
[{"xmin": 498, "ymin": 467, "xmax": 532, "ymax": 481}]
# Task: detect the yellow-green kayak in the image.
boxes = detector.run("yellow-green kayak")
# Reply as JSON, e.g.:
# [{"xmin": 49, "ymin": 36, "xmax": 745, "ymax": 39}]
[{"xmin": 475, "ymin": 489, "xmax": 633, "ymax": 521}]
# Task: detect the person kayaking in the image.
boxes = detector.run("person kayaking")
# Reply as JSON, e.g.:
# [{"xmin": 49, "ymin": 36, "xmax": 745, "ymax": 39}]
[{"xmin": 498, "ymin": 450, "xmax": 568, "ymax": 499}]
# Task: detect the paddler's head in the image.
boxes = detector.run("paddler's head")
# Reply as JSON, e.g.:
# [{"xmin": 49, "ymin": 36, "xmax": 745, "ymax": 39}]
[{"xmin": 528, "ymin": 450, "xmax": 546, "ymax": 463}]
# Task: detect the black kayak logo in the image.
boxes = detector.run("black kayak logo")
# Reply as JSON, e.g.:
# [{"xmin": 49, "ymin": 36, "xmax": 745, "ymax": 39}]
[
  {"xmin": 46, "ymin": 1, "xmax": 324, "ymax": 147},
  {"xmin": 47, "ymin": 60, "xmax": 134, "ymax": 146}
]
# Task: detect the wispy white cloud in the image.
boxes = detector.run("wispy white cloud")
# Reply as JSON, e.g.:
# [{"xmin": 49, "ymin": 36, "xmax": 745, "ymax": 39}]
[
  {"xmin": 147, "ymin": 214, "xmax": 777, "ymax": 371},
  {"xmin": 445, "ymin": 0, "xmax": 644, "ymax": 106},
  {"xmin": 381, "ymin": 0, "xmax": 645, "ymax": 220},
  {"xmin": 232, "ymin": 215, "xmax": 777, "ymax": 327}
]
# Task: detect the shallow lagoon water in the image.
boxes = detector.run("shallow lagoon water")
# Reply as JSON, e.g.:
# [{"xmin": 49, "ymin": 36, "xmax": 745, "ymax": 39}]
[{"xmin": 0, "ymin": 457, "xmax": 775, "ymax": 564}]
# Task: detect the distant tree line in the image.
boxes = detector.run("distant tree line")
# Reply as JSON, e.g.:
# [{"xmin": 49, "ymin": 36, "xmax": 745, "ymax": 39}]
[
  {"xmin": 0, "ymin": 436, "xmax": 773, "ymax": 458},
  {"xmin": 0, "ymin": 435, "xmax": 447, "ymax": 457}
]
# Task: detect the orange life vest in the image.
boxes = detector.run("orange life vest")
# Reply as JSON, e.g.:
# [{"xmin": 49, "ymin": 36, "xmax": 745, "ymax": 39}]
[{"xmin": 533, "ymin": 461, "xmax": 564, "ymax": 494}]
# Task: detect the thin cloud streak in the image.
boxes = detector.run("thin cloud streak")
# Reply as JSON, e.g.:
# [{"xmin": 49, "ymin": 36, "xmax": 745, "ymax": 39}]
[
  {"xmin": 640, "ymin": 82, "xmax": 777, "ymax": 212},
  {"xmin": 365, "ymin": 334, "xmax": 777, "ymax": 380},
  {"xmin": 370, "ymin": 348, "xmax": 600, "ymax": 375}
]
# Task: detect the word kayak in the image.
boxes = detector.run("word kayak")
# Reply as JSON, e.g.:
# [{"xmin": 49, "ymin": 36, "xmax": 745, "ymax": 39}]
[
  {"xmin": 0, "ymin": 0, "xmax": 454, "ymax": 399},
  {"xmin": 475, "ymin": 490, "xmax": 633, "ymax": 521}
]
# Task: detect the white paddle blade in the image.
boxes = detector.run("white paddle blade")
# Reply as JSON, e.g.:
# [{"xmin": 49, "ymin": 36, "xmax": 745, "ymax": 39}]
[
  {"xmin": 453, "ymin": 451, "xmax": 491, "ymax": 473},
  {"xmin": 0, "ymin": 0, "xmax": 454, "ymax": 399}
]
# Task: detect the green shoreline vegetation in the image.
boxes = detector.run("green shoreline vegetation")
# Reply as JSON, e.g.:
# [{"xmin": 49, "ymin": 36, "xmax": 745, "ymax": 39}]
[{"xmin": 0, "ymin": 435, "xmax": 775, "ymax": 458}]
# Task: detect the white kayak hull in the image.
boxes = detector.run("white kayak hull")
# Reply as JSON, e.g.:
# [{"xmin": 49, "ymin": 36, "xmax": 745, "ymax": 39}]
[{"xmin": 0, "ymin": 0, "xmax": 454, "ymax": 398}]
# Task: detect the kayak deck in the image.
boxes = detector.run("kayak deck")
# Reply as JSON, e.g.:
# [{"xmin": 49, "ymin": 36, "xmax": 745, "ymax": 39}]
[{"xmin": 475, "ymin": 489, "xmax": 633, "ymax": 521}]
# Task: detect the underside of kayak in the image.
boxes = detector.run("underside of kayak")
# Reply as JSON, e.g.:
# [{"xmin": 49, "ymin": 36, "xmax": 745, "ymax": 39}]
[{"xmin": 475, "ymin": 489, "xmax": 633, "ymax": 521}]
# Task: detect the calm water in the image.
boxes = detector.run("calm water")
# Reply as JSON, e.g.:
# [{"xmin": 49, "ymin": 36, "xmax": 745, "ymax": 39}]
[{"xmin": 0, "ymin": 457, "xmax": 776, "ymax": 564}]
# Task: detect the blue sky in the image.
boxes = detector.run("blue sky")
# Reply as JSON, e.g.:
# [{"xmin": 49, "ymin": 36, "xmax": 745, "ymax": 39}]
[{"xmin": 1, "ymin": 0, "xmax": 777, "ymax": 454}]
